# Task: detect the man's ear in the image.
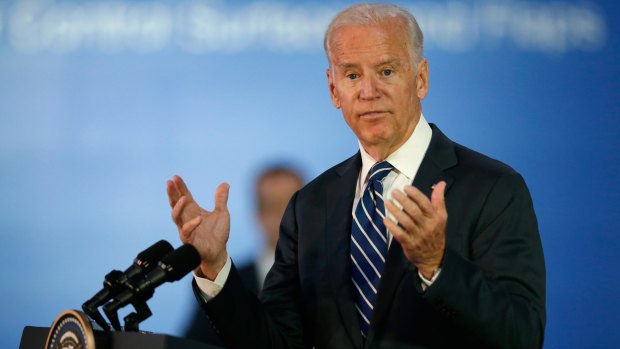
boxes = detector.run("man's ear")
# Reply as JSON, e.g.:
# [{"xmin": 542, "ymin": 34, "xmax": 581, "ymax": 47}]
[
  {"xmin": 416, "ymin": 59, "xmax": 429, "ymax": 100},
  {"xmin": 327, "ymin": 68, "xmax": 341, "ymax": 109}
]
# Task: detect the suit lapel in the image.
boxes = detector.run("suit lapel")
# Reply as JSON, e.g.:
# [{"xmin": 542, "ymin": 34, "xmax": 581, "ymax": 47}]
[
  {"xmin": 366, "ymin": 124, "xmax": 456, "ymax": 345},
  {"xmin": 324, "ymin": 153, "xmax": 364, "ymax": 349}
]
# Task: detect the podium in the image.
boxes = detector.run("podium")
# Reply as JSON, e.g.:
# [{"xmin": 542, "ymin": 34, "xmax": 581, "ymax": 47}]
[{"xmin": 20, "ymin": 326, "xmax": 222, "ymax": 349}]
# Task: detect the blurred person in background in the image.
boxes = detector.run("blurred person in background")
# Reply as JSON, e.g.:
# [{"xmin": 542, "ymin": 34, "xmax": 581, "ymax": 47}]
[{"xmin": 183, "ymin": 164, "xmax": 304, "ymax": 345}]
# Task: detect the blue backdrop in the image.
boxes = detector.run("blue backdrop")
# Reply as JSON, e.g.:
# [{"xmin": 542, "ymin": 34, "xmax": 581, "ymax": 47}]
[{"xmin": 1, "ymin": 0, "xmax": 618, "ymax": 348}]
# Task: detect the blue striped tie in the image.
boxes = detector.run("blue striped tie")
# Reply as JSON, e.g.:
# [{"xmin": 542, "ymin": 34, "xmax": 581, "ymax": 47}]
[{"xmin": 351, "ymin": 161, "xmax": 393, "ymax": 338}]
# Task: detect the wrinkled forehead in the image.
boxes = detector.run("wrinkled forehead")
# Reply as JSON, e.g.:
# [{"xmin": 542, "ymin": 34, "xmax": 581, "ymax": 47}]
[{"xmin": 326, "ymin": 20, "xmax": 413, "ymax": 67}]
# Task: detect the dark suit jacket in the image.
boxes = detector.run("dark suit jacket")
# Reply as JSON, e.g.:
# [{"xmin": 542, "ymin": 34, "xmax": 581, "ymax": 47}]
[
  {"xmin": 194, "ymin": 125, "xmax": 546, "ymax": 349},
  {"xmin": 185, "ymin": 262, "xmax": 260, "ymax": 345}
]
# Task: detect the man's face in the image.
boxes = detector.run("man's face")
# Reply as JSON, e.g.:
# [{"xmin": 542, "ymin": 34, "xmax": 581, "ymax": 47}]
[
  {"xmin": 327, "ymin": 20, "xmax": 428, "ymax": 159},
  {"xmin": 257, "ymin": 173, "xmax": 302, "ymax": 249}
]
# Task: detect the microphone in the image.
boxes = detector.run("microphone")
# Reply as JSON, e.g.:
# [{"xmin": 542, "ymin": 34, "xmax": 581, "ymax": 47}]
[
  {"xmin": 103, "ymin": 244, "xmax": 201, "ymax": 330},
  {"xmin": 82, "ymin": 240, "xmax": 174, "ymax": 330}
]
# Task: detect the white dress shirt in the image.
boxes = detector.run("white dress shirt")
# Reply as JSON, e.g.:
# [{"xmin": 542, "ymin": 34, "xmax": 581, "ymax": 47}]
[
  {"xmin": 196, "ymin": 113, "xmax": 439, "ymax": 299},
  {"xmin": 355, "ymin": 114, "xmax": 440, "ymax": 289}
]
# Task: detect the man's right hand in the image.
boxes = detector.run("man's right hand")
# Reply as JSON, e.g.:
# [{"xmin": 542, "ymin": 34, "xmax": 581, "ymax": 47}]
[{"xmin": 167, "ymin": 175, "xmax": 230, "ymax": 280}]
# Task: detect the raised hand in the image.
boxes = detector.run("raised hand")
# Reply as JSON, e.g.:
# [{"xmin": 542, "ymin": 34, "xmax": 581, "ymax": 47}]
[
  {"xmin": 384, "ymin": 181, "xmax": 447, "ymax": 279},
  {"xmin": 167, "ymin": 175, "xmax": 230, "ymax": 280}
]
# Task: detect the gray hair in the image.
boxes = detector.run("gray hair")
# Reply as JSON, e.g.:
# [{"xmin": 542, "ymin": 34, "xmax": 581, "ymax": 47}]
[{"xmin": 323, "ymin": 3, "xmax": 424, "ymax": 67}]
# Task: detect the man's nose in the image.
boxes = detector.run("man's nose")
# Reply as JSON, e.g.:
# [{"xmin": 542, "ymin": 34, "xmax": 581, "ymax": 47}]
[{"xmin": 359, "ymin": 75, "xmax": 380, "ymax": 100}]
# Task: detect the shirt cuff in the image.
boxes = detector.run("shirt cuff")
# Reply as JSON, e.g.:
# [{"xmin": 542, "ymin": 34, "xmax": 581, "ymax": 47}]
[
  {"xmin": 194, "ymin": 257, "xmax": 232, "ymax": 301},
  {"xmin": 419, "ymin": 267, "xmax": 442, "ymax": 291}
]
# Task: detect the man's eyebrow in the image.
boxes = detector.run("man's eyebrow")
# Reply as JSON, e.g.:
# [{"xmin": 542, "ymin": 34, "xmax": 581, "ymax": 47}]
[
  {"xmin": 336, "ymin": 57, "xmax": 402, "ymax": 69},
  {"xmin": 337, "ymin": 59, "xmax": 402, "ymax": 69},
  {"xmin": 377, "ymin": 58, "xmax": 401, "ymax": 67},
  {"xmin": 337, "ymin": 62, "xmax": 358, "ymax": 69}
]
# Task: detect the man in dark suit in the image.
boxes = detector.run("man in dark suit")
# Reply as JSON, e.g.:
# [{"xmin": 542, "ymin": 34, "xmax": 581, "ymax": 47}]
[
  {"xmin": 183, "ymin": 165, "xmax": 303, "ymax": 344},
  {"xmin": 166, "ymin": 3, "xmax": 545, "ymax": 348}
]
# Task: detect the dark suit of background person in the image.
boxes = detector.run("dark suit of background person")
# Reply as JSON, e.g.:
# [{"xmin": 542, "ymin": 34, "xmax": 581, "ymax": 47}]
[
  {"xmin": 184, "ymin": 166, "xmax": 304, "ymax": 345},
  {"xmin": 167, "ymin": 4, "xmax": 545, "ymax": 349}
]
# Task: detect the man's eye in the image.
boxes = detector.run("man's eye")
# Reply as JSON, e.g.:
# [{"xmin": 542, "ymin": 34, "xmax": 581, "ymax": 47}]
[
  {"xmin": 382, "ymin": 69, "xmax": 393, "ymax": 76},
  {"xmin": 347, "ymin": 73, "xmax": 359, "ymax": 80}
]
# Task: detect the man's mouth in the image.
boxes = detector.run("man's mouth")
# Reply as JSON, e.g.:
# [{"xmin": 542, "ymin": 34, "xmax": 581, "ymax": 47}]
[{"xmin": 359, "ymin": 110, "xmax": 389, "ymax": 118}]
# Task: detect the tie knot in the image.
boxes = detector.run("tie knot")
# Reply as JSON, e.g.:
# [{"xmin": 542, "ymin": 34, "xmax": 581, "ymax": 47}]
[{"xmin": 368, "ymin": 161, "xmax": 393, "ymax": 183}]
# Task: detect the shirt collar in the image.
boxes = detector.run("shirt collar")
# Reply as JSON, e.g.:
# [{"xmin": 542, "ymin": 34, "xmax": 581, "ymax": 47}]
[{"xmin": 358, "ymin": 113, "xmax": 432, "ymax": 184}]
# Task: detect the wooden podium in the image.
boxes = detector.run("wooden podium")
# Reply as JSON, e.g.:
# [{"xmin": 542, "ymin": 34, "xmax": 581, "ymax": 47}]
[{"xmin": 20, "ymin": 326, "xmax": 222, "ymax": 349}]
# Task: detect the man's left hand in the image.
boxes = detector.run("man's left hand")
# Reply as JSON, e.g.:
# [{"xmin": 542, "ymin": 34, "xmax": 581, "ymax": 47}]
[{"xmin": 384, "ymin": 181, "xmax": 447, "ymax": 279}]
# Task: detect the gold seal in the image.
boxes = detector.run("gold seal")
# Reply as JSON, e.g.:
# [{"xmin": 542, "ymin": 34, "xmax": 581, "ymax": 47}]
[{"xmin": 46, "ymin": 310, "xmax": 96, "ymax": 349}]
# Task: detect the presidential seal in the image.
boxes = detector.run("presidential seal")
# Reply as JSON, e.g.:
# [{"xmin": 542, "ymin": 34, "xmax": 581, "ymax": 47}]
[{"xmin": 46, "ymin": 310, "xmax": 96, "ymax": 349}]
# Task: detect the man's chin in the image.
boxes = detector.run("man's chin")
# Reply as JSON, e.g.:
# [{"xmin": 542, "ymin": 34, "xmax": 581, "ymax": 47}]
[
  {"xmin": 359, "ymin": 135, "xmax": 393, "ymax": 152},
  {"xmin": 359, "ymin": 126, "xmax": 393, "ymax": 144}
]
